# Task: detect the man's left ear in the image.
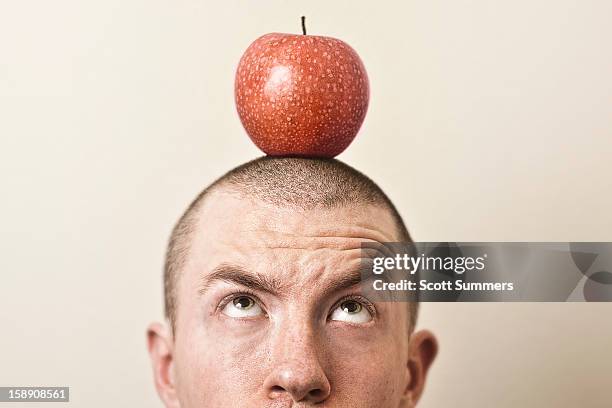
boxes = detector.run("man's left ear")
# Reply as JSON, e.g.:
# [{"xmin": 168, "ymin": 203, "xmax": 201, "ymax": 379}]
[{"xmin": 404, "ymin": 329, "xmax": 438, "ymax": 406}]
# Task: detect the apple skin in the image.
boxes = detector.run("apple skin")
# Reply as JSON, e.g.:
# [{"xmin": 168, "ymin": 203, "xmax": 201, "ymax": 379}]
[{"xmin": 235, "ymin": 32, "xmax": 369, "ymax": 158}]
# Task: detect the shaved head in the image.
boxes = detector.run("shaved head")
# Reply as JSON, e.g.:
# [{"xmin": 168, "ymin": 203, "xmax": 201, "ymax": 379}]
[
  {"xmin": 164, "ymin": 156, "xmax": 415, "ymax": 330},
  {"xmin": 149, "ymin": 156, "xmax": 438, "ymax": 408}
]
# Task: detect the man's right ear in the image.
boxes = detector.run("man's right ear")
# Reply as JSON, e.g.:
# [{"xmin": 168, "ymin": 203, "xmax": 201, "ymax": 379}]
[{"xmin": 147, "ymin": 322, "xmax": 180, "ymax": 408}]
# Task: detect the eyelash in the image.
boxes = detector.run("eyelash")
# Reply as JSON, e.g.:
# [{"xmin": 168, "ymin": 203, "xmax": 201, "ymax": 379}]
[{"xmin": 328, "ymin": 294, "xmax": 377, "ymax": 320}]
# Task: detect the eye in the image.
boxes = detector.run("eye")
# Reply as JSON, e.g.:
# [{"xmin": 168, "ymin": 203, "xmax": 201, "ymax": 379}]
[
  {"xmin": 221, "ymin": 295, "xmax": 264, "ymax": 318},
  {"xmin": 330, "ymin": 299, "xmax": 373, "ymax": 324}
]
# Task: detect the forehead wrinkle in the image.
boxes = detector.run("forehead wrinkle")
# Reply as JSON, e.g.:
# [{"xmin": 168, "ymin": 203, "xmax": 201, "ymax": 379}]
[
  {"xmin": 284, "ymin": 252, "xmax": 366, "ymax": 298},
  {"xmin": 241, "ymin": 219, "xmax": 399, "ymax": 245},
  {"xmin": 242, "ymin": 236, "xmax": 395, "ymax": 254},
  {"xmin": 298, "ymin": 224, "xmax": 399, "ymax": 243}
]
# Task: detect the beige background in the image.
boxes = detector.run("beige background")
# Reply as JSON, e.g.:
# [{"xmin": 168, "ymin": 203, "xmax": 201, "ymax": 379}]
[{"xmin": 1, "ymin": 1, "xmax": 611, "ymax": 407}]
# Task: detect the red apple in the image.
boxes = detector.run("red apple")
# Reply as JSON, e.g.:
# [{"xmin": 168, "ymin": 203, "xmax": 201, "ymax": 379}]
[{"xmin": 235, "ymin": 23, "xmax": 369, "ymax": 157}]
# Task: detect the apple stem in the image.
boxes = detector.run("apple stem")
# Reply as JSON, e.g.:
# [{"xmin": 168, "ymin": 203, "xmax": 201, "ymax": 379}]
[{"xmin": 301, "ymin": 16, "xmax": 306, "ymax": 35}]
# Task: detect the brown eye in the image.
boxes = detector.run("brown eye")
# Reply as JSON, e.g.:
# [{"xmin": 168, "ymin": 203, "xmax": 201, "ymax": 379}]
[
  {"xmin": 341, "ymin": 300, "xmax": 362, "ymax": 314},
  {"xmin": 222, "ymin": 295, "xmax": 264, "ymax": 318},
  {"xmin": 233, "ymin": 296, "xmax": 255, "ymax": 310},
  {"xmin": 331, "ymin": 299, "xmax": 372, "ymax": 324}
]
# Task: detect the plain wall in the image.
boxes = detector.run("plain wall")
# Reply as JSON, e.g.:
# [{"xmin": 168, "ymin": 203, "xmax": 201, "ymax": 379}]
[{"xmin": 1, "ymin": 1, "xmax": 611, "ymax": 407}]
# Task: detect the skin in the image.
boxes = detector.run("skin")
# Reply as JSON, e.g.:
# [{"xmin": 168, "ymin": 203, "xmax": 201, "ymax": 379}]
[{"xmin": 148, "ymin": 190, "xmax": 437, "ymax": 407}]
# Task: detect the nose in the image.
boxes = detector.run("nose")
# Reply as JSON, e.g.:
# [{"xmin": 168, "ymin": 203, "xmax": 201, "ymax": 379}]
[
  {"xmin": 263, "ymin": 326, "xmax": 331, "ymax": 403},
  {"xmin": 264, "ymin": 360, "xmax": 331, "ymax": 403}
]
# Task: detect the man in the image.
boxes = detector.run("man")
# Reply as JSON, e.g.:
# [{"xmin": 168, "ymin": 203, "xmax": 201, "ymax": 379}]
[{"xmin": 147, "ymin": 157, "xmax": 437, "ymax": 407}]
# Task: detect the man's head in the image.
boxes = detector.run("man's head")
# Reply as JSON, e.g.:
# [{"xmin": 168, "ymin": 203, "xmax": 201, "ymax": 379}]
[{"xmin": 148, "ymin": 157, "xmax": 437, "ymax": 408}]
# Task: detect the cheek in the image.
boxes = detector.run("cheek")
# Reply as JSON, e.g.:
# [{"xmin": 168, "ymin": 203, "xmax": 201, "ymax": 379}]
[
  {"xmin": 325, "ymin": 328, "xmax": 408, "ymax": 407},
  {"xmin": 173, "ymin": 318, "xmax": 271, "ymax": 407}
]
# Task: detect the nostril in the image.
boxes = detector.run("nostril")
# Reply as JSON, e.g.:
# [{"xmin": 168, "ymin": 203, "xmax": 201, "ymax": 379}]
[
  {"xmin": 268, "ymin": 383, "xmax": 328, "ymax": 402},
  {"xmin": 270, "ymin": 385, "xmax": 285, "ymax": 395},
  {"xmin": 308, "ymin": 389, "xmax": 324, "ymax": 398}
]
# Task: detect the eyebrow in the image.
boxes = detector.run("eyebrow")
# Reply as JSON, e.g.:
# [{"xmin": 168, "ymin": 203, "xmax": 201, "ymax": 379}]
[
  {"xmin": 199, "ymin": 263, "xmax": 290, "ymax": 297},
  {"xmin": 321, "ymin": 266, "xmax": 366, "ymax": 297},
  {"xmin": 198, "ymin": 263, "xmax": 372, "ymax": 299}
]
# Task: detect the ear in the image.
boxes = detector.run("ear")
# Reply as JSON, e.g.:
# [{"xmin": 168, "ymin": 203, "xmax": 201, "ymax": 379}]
[
  {"xmin": 147, "ymin": 322, "xmax": 180, "ymax": 408},
  {"xmin": 403, "ymin": 330, "xmax": 438, "ymax": 407}
]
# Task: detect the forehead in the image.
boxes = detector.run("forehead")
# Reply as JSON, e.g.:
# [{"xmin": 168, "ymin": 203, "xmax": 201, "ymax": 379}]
[
  {"xmin": 198, "ymin": 190, "xmax": 398, "ymax": 244},
  {"xmin": 184, "ymin": 190, "xmax": 399, "ymax": 286}
]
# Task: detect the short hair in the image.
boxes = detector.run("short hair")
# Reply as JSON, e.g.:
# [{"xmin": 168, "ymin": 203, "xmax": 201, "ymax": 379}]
[{"xmin": 164, "ymin": 156, "xmax": 417, "ymax": 331}]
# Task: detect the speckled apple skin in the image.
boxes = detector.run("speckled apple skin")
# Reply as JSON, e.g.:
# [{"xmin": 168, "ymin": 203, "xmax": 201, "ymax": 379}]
[{"xmin": 235, "ymin": 33, "xmax": 369, "ymax": 158}]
